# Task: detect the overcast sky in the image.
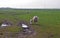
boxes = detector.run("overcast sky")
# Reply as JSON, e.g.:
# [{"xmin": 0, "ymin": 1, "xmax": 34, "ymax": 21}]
[{"xmin": 0, "ymin": 0, "xmax": 60, "ymax": 9}]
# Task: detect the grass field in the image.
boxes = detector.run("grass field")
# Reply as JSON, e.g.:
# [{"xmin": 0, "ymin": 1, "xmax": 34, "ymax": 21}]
[{"xmin": 0, "ymin": 9, "xmax": 60, "ymax": 38}]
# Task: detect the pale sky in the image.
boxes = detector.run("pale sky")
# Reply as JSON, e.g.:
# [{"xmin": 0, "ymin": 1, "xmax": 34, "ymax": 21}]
[{"xmin": 0, "ymin": 0, "xmax": 60, "ymax": 9}]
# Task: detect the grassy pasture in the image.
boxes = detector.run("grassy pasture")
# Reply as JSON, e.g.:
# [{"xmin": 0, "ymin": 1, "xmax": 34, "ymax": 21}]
[{"xmin": 0, "ymin": 9, "xmax": 60, "ymax": 38}]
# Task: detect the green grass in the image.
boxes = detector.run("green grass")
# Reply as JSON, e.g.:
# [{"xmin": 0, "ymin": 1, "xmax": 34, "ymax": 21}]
[{"xmin": 0, "ymin": 9, "xmax": 60, "ymax": 38}]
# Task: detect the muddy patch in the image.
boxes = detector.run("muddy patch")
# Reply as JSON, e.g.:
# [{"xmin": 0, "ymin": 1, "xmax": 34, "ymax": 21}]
[{"xmin": 0, "ymin": 20, "xmax": 36, "ymax": 38}]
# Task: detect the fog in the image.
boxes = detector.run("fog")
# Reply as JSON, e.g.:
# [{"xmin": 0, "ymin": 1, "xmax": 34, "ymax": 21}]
[{"xmin": 0, "ymin": 0, "xmax": 60, "ymax": 9}]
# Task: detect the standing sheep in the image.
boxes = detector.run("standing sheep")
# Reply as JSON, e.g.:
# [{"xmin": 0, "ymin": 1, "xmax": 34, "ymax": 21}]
[{"xmin": 30, "ymin": 16, "xmax": 39, "ymax": 24}]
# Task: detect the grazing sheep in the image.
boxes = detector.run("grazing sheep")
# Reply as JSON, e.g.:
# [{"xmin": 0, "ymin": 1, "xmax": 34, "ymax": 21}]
[
  {"xmin": 21, "ymin": 24, "xmax": 29, "ymax": 34},
  {"xmin": 1, "ymin": 23, "xmax": 8, "ymax": 27},
  {"xmin": 30, "ymin": 16, "xmax": 39, "ymax": 24},
  {"xmin": 21, "ymin": 24, "xmax": 34, "ymax": 35},
  {"xmin": 22, "ymin": 24, "xmax": 29, "ymax": 29},
  {"xmin": 0, "ymin": 20, "xmax": 12, "ymax": 27}
]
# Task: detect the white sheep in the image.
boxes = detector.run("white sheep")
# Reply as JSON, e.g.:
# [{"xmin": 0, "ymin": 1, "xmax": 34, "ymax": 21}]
[
  {"xmin": 1, "ymin": 24, "xmax": 8, "ymax": 27},
  {"xmin": 22, "ymin": 24, "xmax": 28, "ymax": 28},
  {"xmin": 30, "ymin": 16, "xmax": 39, "ymax": 24}
]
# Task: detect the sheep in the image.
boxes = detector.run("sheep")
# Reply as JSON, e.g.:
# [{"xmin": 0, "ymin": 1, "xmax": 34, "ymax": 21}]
[
  {"xmin": 0, "ymin": 20, "xmax": 13, "ymax": 27},
  {"xmin": 1, "ymin": 23, "xmax": 8, "ymax": 27},
  {"xmin": 21, "ymin": 24, "xmax": 30, "ymax": 34},
  {"xmin": 30, "ymin": 16, "xmax": 39, "ymax": 24},
  {"xmin": 22, "ymin": 24, "xmax": 29, "ymax": 29}
]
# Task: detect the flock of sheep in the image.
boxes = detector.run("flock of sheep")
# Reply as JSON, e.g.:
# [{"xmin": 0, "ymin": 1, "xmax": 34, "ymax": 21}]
[{"xmin": 0, "ymin": 16, "xmax": 39, "ymax": 34}]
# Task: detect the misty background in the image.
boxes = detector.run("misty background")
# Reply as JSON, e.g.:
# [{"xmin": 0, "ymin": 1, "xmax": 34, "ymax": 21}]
[{"xmin": 0, "ymin": 0, "xmax": 60, "ymax": 9}]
